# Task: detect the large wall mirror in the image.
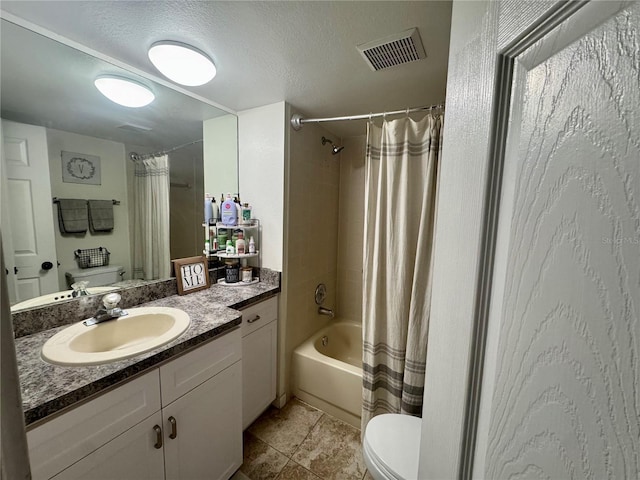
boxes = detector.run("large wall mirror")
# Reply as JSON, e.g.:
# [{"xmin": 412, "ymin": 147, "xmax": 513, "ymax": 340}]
[{"xmin": 1, "ymin": 19, "xmax": 238, "ymax": 311}]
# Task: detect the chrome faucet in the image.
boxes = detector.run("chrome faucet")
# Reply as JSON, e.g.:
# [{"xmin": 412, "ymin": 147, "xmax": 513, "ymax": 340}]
[
  {"xmin": 71, "ymin": 281, "xmax": 90, "ymax": 298},
  {"xmin": 318, "ymin": 306, "xmax": 335, "ymax": 319},
  {"xmin": 84, "ymin": 293, "xmax": 128, "ymax": 326}
]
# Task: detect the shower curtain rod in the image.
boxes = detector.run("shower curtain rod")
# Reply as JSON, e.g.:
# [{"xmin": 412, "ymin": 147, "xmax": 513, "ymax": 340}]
[
  {"xmin": 129, "ymin": 139, "xmax": 203, "ymax": 162},
  {"xmin": 290, "ymin": 102, "xmax": 445, "ymax": 131}
]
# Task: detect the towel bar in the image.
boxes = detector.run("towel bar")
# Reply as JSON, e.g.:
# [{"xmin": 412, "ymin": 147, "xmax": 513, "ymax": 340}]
[{"xmin": 53, "ymin": 198, "xmax": 120, "ymax": 205}]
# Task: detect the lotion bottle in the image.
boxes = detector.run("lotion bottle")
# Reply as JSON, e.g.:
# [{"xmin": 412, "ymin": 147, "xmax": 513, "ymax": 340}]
[
  {"xmin": 236, "ymin": 232, "xmax": 246, "ymax": 255},
  {"xmin": 248, "ymin": 236, "xmax": 256, "ymax": 254},
  {"xmin": 221, "ymin": 194, "xmax": 238, "ymax": 226}
]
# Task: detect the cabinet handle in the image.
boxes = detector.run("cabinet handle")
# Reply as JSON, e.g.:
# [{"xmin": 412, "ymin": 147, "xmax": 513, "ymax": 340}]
[
  {"xmin": 153, "ymin": 425, "xmax": 163, "ymax": 449},
  {"xmin": 168, "ymin": 416, "xmax": 177, "ymax": 439},
  {"xmin": 247, "ymin": 314, "xmax": 261, "ymax": 324}
]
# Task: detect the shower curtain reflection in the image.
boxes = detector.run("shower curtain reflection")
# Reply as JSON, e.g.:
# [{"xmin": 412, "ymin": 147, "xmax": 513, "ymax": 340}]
[{"xmin": 133, "ymin": 154, "xmax": 170, "ymax": 280}]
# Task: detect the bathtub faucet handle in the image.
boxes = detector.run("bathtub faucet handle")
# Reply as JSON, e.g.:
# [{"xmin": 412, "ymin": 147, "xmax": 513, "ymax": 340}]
[{"xmin": 318, "ymin": 306, "xmax": 335, "ymax": 319}]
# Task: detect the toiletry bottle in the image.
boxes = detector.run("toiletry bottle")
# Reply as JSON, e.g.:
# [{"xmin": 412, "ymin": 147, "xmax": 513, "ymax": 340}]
[
  {"xmin": 212, "ymin": 236, "xmax": 219, "ymax": 252},
  {"xmin": 234, "ymin": 195, "xmax": 242, "ymax": 220},
  {"xmin": 248, "ymin": 236, "xmax": 256, "ymax": 254},
  {"xmin": 204, "ymin": 194, "xmax": 213, "ymax": 225},
  {"xmin": 211, "ymin": 197, "xmax": 219, "ymax": 223},
  {"xmin": 236, "ymin": 231, "xmax": 246, "ymax": 255},
  {"xmin": 204, "ymin": 239, "xmax": 210, "ymax": 255},
  {"xmin": 242, "ymin": 203, "xmax": 252, "ymax": 225},
  {"xmin": 217, "ymin": 229, "xmax": 228, "ymax": 249},
  {"xmin": 225, "ymin": 239, "xmax": 235, "ymax": 254},
  {"xmin": 221, "ymin": 193, "xmax": 238, "ymax": 226}
]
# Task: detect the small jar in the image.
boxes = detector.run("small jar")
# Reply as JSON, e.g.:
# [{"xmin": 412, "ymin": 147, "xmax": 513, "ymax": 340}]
[
  {"xmin": 241, "ymin": 266, "xmax": 253, "ymax": 283},
  {"xmin": 225, "ymin": 260, "xmax": 240, "ymax": 283}
]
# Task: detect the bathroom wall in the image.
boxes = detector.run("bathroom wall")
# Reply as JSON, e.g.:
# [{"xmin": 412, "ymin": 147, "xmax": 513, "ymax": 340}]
[
  {"xmin": 336, "ymin": 135, "xmax": 366, "ymax": 323},
  {"xmin": 238, "ymin": 102, "xmax": 286, "ymax": 272},
  {"xmin": 282, "ymin": 112, "xmax": 341, "ymax": 397},
  {"xmin": 47, "ymin": 128, "xmax": 131, "ymax": 288},
  {"xmin": 204, "ymin": 114, "xmax": 238, "ymax": 197}
]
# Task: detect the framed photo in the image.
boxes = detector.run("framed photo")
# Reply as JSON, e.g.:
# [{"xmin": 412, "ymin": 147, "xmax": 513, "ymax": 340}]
[
  {"xmin": 173, "ymin": 256, "xmax": 210, "ymax": 295},
  {"xmin": 62, "ymin": 151, "xmax": 101, "ymax": 185}
]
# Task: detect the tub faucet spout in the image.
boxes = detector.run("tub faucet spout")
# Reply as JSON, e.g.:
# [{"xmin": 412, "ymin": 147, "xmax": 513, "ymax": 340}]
[{"xmin": 318, "ymin": 306, "xmax": 335, "ymax": 319}]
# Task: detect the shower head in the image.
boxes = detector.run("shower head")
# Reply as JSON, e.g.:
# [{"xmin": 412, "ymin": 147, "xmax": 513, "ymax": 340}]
[{"xmin": 321, "ymin": 136, "xmax": 344, "ymax": 155}]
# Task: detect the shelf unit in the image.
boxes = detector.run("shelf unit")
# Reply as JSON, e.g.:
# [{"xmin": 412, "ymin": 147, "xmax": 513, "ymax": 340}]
[{"xmin": 203, "ymin": 220, "xmax": 261, "ymax": 282}]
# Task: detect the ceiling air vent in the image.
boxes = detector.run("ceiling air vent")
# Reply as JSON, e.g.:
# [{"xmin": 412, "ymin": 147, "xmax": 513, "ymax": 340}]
[
  {"xmin": 117, "ymin": 123, "xmax": 152, "ymax": 133},
  {"xmin": 357, "ymin": 28, "xmax": 426, "ymax": 71}
]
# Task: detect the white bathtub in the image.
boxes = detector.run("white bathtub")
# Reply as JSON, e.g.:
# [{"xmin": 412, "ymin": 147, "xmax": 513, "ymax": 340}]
[{"xmin": 292, "ymin": 321, "xmax": 363, "ymax": 428}]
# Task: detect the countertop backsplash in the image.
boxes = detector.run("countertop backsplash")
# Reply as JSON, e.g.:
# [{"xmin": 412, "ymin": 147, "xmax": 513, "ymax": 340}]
[{"xmin": 12, "ymin": 266, "xmax": 280, "ymax": 338}]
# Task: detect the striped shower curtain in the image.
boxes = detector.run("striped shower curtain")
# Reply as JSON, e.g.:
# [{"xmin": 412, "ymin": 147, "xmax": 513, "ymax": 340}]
[
  {"xmin": 133, "ymin": 154, "xmax": 171, "ymax": 280},
  {"xmin": 362, "ymin": 113, "xmax": 443, "ymax": 430}
]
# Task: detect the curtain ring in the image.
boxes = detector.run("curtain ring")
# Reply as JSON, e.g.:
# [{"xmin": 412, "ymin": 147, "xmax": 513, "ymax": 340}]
[{"xmin": 368, "ymin": 113, "xmax": 373, "ymax": 123}]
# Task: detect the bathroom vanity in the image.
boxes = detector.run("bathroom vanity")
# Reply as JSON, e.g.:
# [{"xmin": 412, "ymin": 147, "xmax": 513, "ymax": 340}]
[
  {"xmin": 28, "ymin": 330, "xmax": 242, "ymax": 480},
  {"xmin": 14, "ymin": 276, "xmax": 280, "ymax": 480}
]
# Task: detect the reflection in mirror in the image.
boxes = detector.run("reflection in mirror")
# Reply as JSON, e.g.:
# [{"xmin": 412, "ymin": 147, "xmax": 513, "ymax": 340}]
[{"xmin": 0, "ymin": 19, "xmax": 238, "ymax": 311}]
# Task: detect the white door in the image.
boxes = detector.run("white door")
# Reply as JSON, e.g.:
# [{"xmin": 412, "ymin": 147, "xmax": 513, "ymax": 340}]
[
  {"xmin": 1, "ymin": 119, "xmax": 59, "ymax": 302},
  {"xmin": 1, "ymin": 122, "xmax": 18, "ymax": 302},
  {"xmin": 51, "ymin": 412, "xmax": 165, "ymax": 480},
  {"xmin": 420, "ymin": 1, "xmax": 640, "ymax": 478}
]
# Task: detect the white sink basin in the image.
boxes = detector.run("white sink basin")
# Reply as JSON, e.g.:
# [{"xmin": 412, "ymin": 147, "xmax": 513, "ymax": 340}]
[
  {"xmin": 42, "ymin": 307, "xmax": 190, "ymax": 366},
  {"xmin": 11, "ymin": 286, "xmax": 120, "ymax": 311}
]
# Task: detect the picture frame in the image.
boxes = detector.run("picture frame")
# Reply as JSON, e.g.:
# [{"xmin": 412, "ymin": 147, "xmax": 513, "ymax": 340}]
[
  {"xmin": 61, "ymin": 151, "xmax": 102, "ymax": 185},
  {"xmin": 173, "ymin": 256, "xmax": 210, "ymax": 295}
]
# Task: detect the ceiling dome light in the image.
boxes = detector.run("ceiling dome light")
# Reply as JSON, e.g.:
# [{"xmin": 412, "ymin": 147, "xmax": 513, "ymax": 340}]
[
  {"xmin": 94, "ymin": 76, "xmax": 155, "ymax": 107},
  {"xmin": 148, "ymin": 41, "xmax": 216, "ymax": 86}
]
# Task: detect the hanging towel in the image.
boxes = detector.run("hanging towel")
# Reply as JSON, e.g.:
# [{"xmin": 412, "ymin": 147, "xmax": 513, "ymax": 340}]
[
  {"xmin": 57, "ymin": 199, "xmax": 88, "ymax": 234},
  {"xmin": 88, "ymin": 199, "xmax": 114, "ymax": 232}
]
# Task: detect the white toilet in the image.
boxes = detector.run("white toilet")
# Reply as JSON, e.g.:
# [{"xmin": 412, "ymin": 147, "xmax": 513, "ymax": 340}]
[
  {"xmin": 362, "ymin": 413, "xmax": 421, "ymax": 480},
  {"xmin": 65, "ymin": 265, "xmax": 124, "ymax": 288}
]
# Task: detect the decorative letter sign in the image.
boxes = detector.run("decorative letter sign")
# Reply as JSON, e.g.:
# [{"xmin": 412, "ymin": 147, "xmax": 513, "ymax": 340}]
[{"xmin": 173, "ymin": 256, "xmax": 210, "ymax": 295}]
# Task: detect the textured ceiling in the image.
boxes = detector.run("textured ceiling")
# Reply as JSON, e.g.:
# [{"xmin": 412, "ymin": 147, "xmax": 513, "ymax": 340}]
[
  {"xmin": 0, "ymin": 1, "xmax": 452, "ymax": 138},
  {"xmin": 1, "ymin": 20, "xmax": 227, "ymax": 149}
]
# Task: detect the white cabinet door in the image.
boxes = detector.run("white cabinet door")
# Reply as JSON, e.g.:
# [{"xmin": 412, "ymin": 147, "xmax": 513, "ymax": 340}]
[
  {"xmin": 163, "ymin": 361, "xmax": 242, "ymax": 480},
  {"xmin": 52, "ymin": 412, "xmax": 164, "ymax": 480},
  {"xmin": 242, "ymin": 320, "xmax": 277, "ymax": 429},
  {"xmin": 28, "ymin": 370, "xmax": 161, "ymax": 480}
]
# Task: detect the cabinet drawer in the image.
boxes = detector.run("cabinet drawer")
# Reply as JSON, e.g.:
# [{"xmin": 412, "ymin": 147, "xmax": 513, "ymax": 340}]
[
  {"xmin": 28, "ymin": 370, "xmax": 161, "ymax": 480},
  {"xmin": 160, "ymin": 328, "xmax": 241, "ymax": 406},
  {"xmin": 241, "ymin": 296, "xmax": 278, "ymax": 337}
]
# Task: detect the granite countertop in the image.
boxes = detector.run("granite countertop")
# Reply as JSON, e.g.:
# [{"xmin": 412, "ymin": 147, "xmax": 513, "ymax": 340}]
[{"xmin": 16, "ymin": 279, "xmax": 279, "ymax": 426}]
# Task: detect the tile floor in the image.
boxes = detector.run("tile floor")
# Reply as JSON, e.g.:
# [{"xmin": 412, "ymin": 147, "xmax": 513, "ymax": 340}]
[{"xmin": 232, "ymin": 398, "xmax": 373, "ymax": 480}]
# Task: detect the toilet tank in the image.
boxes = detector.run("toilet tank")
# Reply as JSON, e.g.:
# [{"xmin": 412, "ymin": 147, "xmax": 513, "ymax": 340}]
[{"xmin": 65, "ymin": 265, "xmax": 124, "ymax": 288}]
